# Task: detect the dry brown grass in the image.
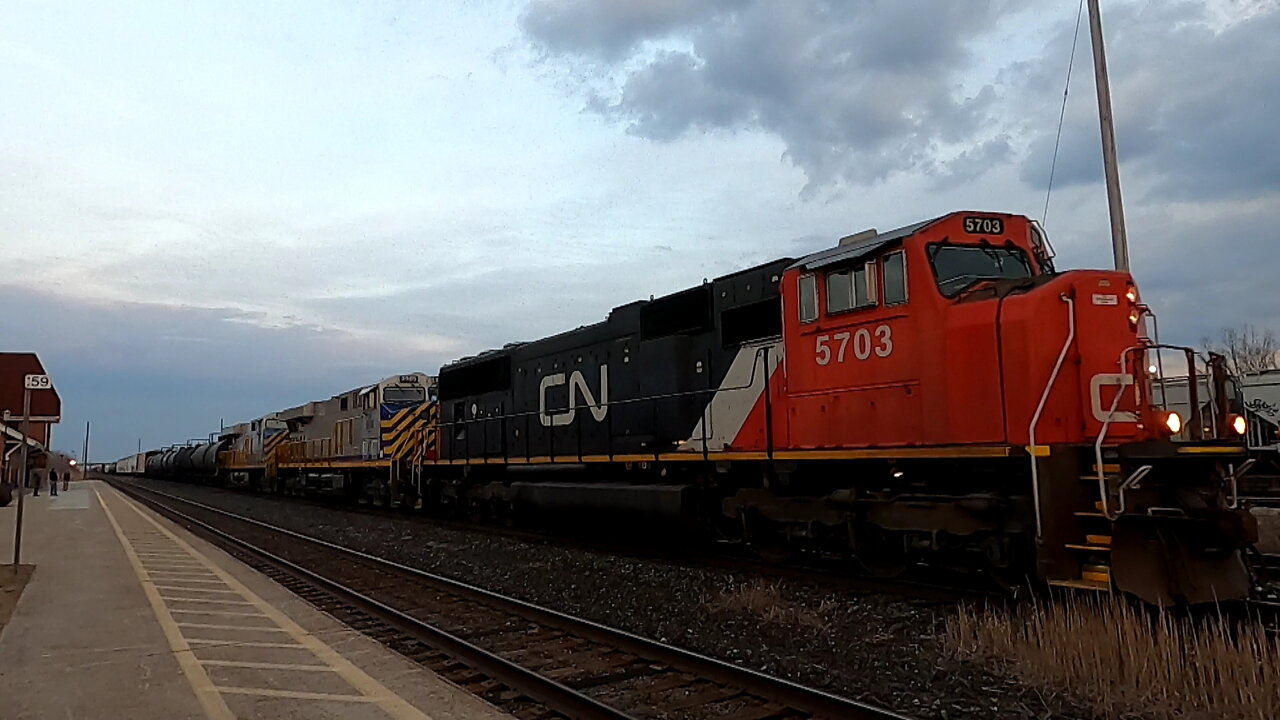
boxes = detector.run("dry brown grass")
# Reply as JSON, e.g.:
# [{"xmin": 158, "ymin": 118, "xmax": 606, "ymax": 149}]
[
  {"xmin": 945, "ymin": 595, "xmax": 1280, "ymax": 719},
  {"xmin": 710, "ymin": 579, "xmax": 834, "ymax": 629}
]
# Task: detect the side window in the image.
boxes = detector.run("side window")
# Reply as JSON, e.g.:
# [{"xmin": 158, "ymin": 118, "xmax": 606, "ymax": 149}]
[
  {"xmin": 825, "ymin": 262, "xmax": 878, "ymax": 315},
  {"xmin": 799, "ymin": 274, "xmax": 818, "ymax": 323},
  {"xmin": 827, "ymin": 270, "xmax": 852, "ymax": 313},
  {"xmin": 883, "ymin": 251, "xmax": 907, "ymax": 306},
  {"xmin": 853, "ymin": 261, "xmax": 878, "ymax": 308}
]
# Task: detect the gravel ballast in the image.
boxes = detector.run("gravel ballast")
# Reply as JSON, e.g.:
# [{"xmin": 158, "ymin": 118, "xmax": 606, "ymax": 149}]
[{"xmin": 122, "ymin": 477, "xmax": 1092, "ymax": 720}]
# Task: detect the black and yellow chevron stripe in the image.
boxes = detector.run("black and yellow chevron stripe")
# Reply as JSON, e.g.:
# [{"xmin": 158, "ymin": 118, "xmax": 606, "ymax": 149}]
[
  {"xmin": 381, "ymin": 401, "xmax": 436, "ymax": 461},
  {"xmin": 263, "ymin": 430, "xmax": 289, "ymax": 459}
]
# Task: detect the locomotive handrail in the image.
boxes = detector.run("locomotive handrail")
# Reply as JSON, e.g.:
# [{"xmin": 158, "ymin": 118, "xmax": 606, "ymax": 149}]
[
  {"xmin": 1114, "ymin": 465, "xmax": 1153, "ymax": 517},
  {"xmin": 1094, "ymin": 343, "xmax": 1148, "ymax": 519},
  {"xmin": 1094, "ymin": 381, "xmax": 1127, "ymax": 519},
  {"xmin": 1094, "ymin": 342, "xmax": 1208, "ymax": 519},
  {"xmin": 1225, "ymin": 459, "xmax": 1255, "ymax": 509},
  {"xmin": 1028, "ymin": 293, "xmax": 1076, "ymax": 538}
]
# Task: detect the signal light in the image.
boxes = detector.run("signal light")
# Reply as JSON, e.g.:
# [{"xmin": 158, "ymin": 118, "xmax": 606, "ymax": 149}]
[
  {"xmin": 1159, "ymin": 411, "xmax": 1183, "ymax": 435},
  {"xmin": 1230, "ymin": 414, "xmax": 1247, "ymax": 436},
  {"xmin": 1125, "ymin": 284, "xmax": 1138, "ymax": 303}
]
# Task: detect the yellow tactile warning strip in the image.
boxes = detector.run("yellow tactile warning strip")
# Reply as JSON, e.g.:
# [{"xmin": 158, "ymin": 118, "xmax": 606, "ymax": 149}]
[{"xmin": 94, "ymin": 486, "xmax": 436, "ymax": 720}]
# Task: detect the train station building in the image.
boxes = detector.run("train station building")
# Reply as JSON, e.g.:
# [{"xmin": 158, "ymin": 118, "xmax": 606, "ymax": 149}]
[{"xmin": 0, "ymin": 352, "xmax": 62, "ymax": 486}]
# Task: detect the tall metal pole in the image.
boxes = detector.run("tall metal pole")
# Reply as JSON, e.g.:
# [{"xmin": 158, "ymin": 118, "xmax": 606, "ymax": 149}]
[
  {"xmin": 1087, "ymin": 0, "xmax": 1130, "ymax": 271},
  {"xmin": 13, "ymin": 389, "xmax": 31, "ymax": 567},
  {"xmin": 81, "ymin": 420, "xmax": 90, "ymax": 486}
]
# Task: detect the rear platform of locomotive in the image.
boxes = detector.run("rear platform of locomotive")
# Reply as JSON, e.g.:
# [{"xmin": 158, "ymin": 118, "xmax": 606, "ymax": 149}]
[{"xmin": 428, "ymin": 210, "xmax": 1255, "ymax": 605}]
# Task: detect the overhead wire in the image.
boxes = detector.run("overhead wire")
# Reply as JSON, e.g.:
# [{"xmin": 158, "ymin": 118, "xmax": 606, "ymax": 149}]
[{"xmin": 1042, "ymin": 0, "xmax": 1087, "ymax": 227}]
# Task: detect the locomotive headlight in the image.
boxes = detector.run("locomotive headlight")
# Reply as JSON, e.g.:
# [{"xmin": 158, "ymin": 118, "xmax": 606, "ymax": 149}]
[
  {"xmin": 1128, "ymin": 308, "xmax": 1142, "ymax": 327},
  {"xmin": 1230, "ymin": 414, "xmax": 1248, "ymax": 436},
  {"xmin": 1159, "ymin": 411, "xmax": 1183, "ymax": 435},
  {"xmin": 1125, "ymin": 284, "xmax": 1138, "ymax": 303}
]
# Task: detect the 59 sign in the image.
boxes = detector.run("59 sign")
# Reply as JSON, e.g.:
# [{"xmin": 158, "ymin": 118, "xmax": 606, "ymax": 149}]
[
  {"xmin": 815, "ymin": 325, "xmax": 893, "ymax": 366},
  {"xmin": 24, "ymin": 374, "xmax": 52, "ymax": 390}
]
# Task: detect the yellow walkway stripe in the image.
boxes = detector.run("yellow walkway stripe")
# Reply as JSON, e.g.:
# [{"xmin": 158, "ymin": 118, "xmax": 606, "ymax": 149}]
[
  {"xmin": 151, "ymin": 578, "xmax": 227, "ymax": 585},
  {"xmin": 94, "ymin": 488, "xmax": 235, "ymax": 720},
  {"xmin": 171, "ymin": 609, "xmax": 268, "ymax": 618},
  {"xmin": 160, "ymin": 597, "xmax": 254, "ymax": 605},
  {"xmin": 200, "ymin": 659, "xmax": 336, "ymax": 672},
  {"xmin": 215, "ymin": 686, "xmax": 377, "ymax": 702},
  {"xmin": 109, "ymin": 488, "xmax": 437, "ymax": 720},
  {"xmin": 185, "ymin": 639, "xmax": 307, "ymax": 649},
  {"xmin": 176, "ymin": 623, "xmax": 289, "ymax": 633}
]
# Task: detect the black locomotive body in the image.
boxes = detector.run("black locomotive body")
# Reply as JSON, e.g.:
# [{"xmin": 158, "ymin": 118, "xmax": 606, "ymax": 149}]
[{"xmin": 437, "ymin": 258, "xmax": 792, "ymax": 463}]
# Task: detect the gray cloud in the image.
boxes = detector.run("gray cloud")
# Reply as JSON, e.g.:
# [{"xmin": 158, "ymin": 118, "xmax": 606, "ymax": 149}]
[
  {"xmin": 0, "ymin": 286, "xmax": 446, "ymax": 459},
  {"xmin": 521, "ymin": 0, "xmax": 734, "ymax": 60},
  {"xmin": 522, "ymin": 1, "xmax": 1012, "ymax": 191},
  {"xmin": 1019, "ymin": 2, "xmax": 1280, "ymax": 201}
]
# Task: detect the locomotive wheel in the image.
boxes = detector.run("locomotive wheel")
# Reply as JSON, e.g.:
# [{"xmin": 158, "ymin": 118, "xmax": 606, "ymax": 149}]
[
  {"xmin": 852, "ymin": 527, "xmax": 909, "ymax": 577},
  {"xmin": 742, "ymin": 512, "xmax": 795, "ymax": 564}
]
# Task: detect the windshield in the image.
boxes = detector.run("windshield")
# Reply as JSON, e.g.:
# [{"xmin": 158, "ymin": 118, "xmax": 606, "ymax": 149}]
[
  {"xmin": 928, "ymin": 244, "xmax": 1034, "ymax": 297},
  {"xmin": 383, "ymin": 386, "xmax": 425, "ymax": 403}
]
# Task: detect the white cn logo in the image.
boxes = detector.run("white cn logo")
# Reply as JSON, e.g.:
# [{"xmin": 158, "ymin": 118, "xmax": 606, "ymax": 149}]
[{"xmin": 539, "ymin": 365, "xmax": 609, "ymax": 427}]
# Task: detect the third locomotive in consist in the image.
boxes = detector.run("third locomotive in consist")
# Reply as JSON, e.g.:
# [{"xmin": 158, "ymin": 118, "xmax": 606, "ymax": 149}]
[{"xmin": 121, "ymin": 211, "xmax": 1257, "ymax": 606}]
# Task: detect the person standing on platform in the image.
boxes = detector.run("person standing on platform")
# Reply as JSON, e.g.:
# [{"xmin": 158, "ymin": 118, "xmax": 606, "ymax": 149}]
[
  {"xmin": 49, "ymin": 469, "xmax": 58, "ymax": 497},
  {"xmin": 32, "ymin": 469, "xmax": 42, "ymax": 496}
]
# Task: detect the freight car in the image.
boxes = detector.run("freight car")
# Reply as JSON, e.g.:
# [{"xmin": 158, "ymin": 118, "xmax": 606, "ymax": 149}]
[
  {"xmin": 112, "ymin": 451, "xmax": 151, "ymax": 476},
  {"xmin": 133, "ymin": 210, "xmax": 1256, "ymax": 606}
]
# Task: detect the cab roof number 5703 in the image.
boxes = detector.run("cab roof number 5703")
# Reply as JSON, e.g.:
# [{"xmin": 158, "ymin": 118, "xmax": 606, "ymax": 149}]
[{"xmin": 963, "ymin": 217, "xmax": 1004, "ymax": 235}]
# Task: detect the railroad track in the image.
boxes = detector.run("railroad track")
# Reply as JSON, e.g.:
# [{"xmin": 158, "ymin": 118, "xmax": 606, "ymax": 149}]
[
  {"xmin": 118, "ymin": 474, "xmax": 996, "ymax": 606},
  {"xmin": 109, "ymin": 479, "xmax": 915, "ymax": 720}
]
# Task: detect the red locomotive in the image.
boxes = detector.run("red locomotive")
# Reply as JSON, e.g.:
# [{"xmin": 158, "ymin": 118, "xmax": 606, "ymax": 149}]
[{"xmin": 717, "ymin": 211, "xmax": 1255, "ymax": 604}]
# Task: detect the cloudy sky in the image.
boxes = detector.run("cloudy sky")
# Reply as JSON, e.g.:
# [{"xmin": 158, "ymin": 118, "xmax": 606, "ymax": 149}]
[{"xmin": 2, "ymin": 0, "xmax": 1276, "ymax": 459}]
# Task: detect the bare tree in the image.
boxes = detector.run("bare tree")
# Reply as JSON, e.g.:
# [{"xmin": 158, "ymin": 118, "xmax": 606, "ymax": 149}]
[{"xmin": 1204, "ymin": 324, "xmax": 1280, "ymax": 375}]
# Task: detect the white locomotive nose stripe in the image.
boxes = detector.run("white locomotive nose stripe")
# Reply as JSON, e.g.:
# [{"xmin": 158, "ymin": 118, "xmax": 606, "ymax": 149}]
[{"xmin": 681, "ymin": 341, "xmax": 781, "ymax": 452}]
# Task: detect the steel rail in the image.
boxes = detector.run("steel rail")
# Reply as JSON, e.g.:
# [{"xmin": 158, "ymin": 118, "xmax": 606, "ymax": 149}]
[
  {"xmin": 112, "ymin": 480, "xmax": 630, "ymax": 720},
  {"xmin": 111, "ymin": 479, "xmax": 916, "ymax": 720}
]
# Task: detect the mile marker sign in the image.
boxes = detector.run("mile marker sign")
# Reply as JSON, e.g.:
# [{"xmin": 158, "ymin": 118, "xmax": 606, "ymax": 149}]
[{"xmin": 24, "ymin": 374, "xmax": 51, "ymax": 390}]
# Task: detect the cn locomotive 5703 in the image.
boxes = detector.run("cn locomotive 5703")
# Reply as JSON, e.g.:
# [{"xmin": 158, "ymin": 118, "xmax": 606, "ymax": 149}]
[{"xmin": 122, "ymin": 211, "xmax": 1256, "ymax": 605}]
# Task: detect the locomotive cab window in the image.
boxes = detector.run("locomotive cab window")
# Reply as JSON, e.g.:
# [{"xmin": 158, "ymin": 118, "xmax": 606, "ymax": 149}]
[
  {"xmin": 383, "ymin": 386, "xmax": 425, "ymax": 403},
  {"xmin": 883, "ymin": 251, "xmax": 907, "ymax": 306},
  {"xmin": 798, "ymin": 273, "xmax": 818, "ymax": 323},
  {"xmin": 826, "ymin": 261, "xmax": 877, "ymax": 315},
  {"xmin": 928, "ymin": 243, "xmax": 1033, "ymax": 297}
]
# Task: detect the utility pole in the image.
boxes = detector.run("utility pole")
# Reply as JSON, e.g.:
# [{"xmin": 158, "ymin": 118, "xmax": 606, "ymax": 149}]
[
  {"xmin": 13, "ymin": 373, "xmax": 53, "ymax": 568},
  {"xmin": 1087, "ymin": 0, "xmax": 1129, "ymax": 271},
  {"xmin": 80, "ymin": 420, "xmax": 90, "ymax": 486},
  {"xmin": 13, "ymin": 386, "xmax": 31, "ymax": 568}
]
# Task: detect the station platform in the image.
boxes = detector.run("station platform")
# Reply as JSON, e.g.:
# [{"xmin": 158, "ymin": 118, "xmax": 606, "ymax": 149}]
[{"xmin": 0, "ymin": 480, "xmax": 512, "ymax": 720}]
